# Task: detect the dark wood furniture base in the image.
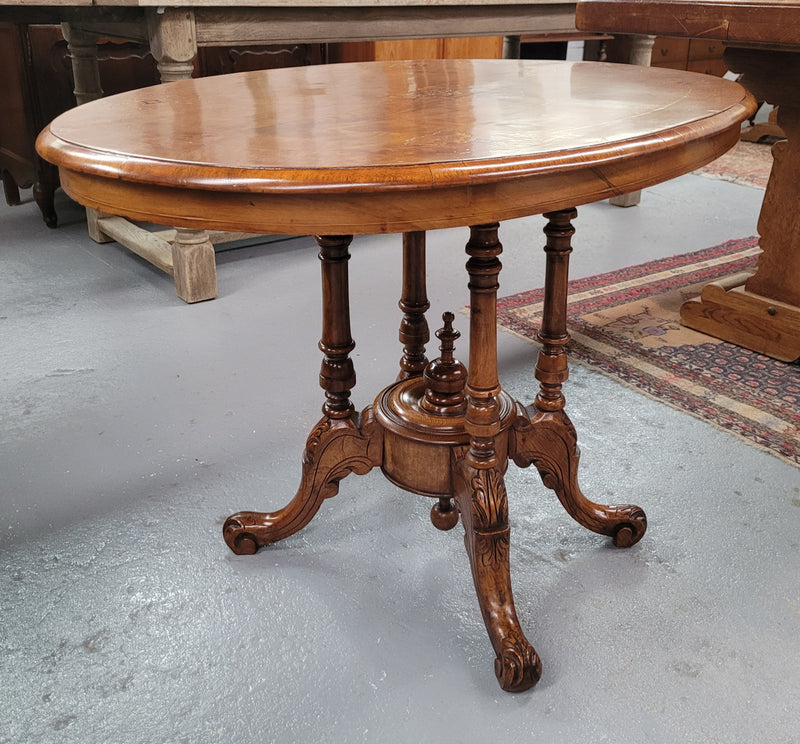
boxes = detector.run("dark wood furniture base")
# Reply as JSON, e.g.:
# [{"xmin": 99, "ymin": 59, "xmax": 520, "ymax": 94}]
[{"xmin": 223, "ymin": 217, "xmax": 647, "ymax": 692}]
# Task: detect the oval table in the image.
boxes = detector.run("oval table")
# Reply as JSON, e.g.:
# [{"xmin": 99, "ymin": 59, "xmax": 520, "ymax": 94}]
[{"xmin": 38, "ymin": 59, "xmax": 754, "ymax": 692}]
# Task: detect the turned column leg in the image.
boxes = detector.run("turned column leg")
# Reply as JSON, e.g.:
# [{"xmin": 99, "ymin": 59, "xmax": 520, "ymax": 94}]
[
  {"xmin": 62, "ymin": 24, "xmax": 107, "ymax": 238},
  {"xmin": 146, "ymin": 8, "xmax": 198, "ymax": 83},
  {"xmin": 452, "ymin": 223, "xmax": 541, "ymax": 692},
  {"xmin": 397, "ymin": 231, "xmax": 430, "ymax": 380},
  {"xmin": 61, "ymin": 23, "xmax": 103, "ymax": 105},
  {"xmin": 534, "ymin": 209, "xmax": 574, "ymax": 414},
  {"xmin": 610, "ymin": 35, "xmax": 656, "ymax": 208},
  {"xmin": 147, "ymin": 9, "xmax": 217, "ymax": 301},
  {"xmin": 224, "ymin": 235, "xmax": 382, "ymax": 554},
  {"xmin": 511, "ymin": 209, "xmax": 647, "ymax": 546}
]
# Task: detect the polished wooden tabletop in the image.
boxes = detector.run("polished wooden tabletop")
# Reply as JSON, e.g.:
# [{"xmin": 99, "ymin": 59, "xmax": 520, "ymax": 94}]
[
  {"xmin": 38, "ymin": 59, "xmax": 754, "ymax": 234},
  {"xmin": 576, "ymin": 0, "xmax": 800, "ymax": 48}
]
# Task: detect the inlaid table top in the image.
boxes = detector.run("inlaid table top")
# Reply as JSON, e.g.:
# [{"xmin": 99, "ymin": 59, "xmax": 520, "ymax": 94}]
[{"xmin": 38, "ymin": 59, "xmax": 753, "ymax": 235}]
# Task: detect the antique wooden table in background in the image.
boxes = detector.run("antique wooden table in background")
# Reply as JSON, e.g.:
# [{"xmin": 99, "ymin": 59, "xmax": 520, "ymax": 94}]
[
  {"xmin": 37, "ymin": 59, "xmax": 753, "ymax": 690},
  {"xmin": 1, "ymin": 0, "xmax": 582, "ymax": 302},
  {"xmin": 578, "ymin": 0, "xmax": 800, "ymax": 361}
]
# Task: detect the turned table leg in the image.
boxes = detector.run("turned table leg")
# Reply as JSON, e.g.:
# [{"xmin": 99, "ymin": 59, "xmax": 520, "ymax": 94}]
[
  {"xmin": 148, "ymin": 8, "xmax": 217, "ymax": 303},
  {"xmin": 510, "ymin": 209, "xmax": 647, "ymax": 547},
  {"xmin": 223, "ymin": 235, "xmax": 382, "ymax": 554},
  {"xmin": 397, "ymin": 231, "xmax": 431, "ymax": 380},
  {"xmin": 452, "ymin": 223, "xmax": 542, "ymax": 692},
  {"xmin": 609, "ymin": 35, "xmax": 656, "ymax": 208},
  {"xmin": 62, "ymin": 24, "xmax": 106, "ymax": 237}
]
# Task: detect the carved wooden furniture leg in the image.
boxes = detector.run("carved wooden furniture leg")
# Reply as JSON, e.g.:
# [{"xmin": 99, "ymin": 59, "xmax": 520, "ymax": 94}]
[
  {"xmin": 62, "ymin": 24, "xmax": 110, "ymax": 241},
  {"xmin": 223, "ymin": 235, "xmax": 382, "ymax": 554},
  {"xmin": 32, "ymin": 168, "xmax": 59, "ymax": 229},
  {"xmin": 397, "ymin": 231, "xmax": 430, "ymax": 381},
  {"xmin": 146, "ymin": 7, "xmax": 198, "ymax": 83},
  {"xmin": 63, "ymin": 18, "xmax": 217, "ymax": 301},
  {"xmin": 452, "ymin": 223, "xmax": 542, "ymax": 692},
  {"xmin": 511, "ymin": 210, "xmax": 647, "ymax": 547}
]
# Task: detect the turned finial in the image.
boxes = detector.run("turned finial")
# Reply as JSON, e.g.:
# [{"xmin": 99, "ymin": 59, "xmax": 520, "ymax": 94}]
[{"xmin": 421, "ymin": 312, "xmax": 467, "ymax": 415}]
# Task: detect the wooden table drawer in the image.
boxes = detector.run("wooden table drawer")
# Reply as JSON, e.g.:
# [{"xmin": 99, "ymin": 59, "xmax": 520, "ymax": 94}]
[
  {"xmin": 689, "ymin": 38, "xmax": 724, "ymax": 59},
  {"xmin": 652, "ymin": 37, "xmax": 690, "ymax": 64},
  {"xmin": 687, "ymin": 57, "xmax": 728, "ymax": 76}
]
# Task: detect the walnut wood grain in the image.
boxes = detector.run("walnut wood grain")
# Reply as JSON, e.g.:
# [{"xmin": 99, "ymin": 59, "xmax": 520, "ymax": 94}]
[
  {"xmin": 37, "ymin": 58, "xmax": 754, "ymax": 691},
  {"xmin": 38, "ymin": 60, "xmax": 753, "ymax": 235}
]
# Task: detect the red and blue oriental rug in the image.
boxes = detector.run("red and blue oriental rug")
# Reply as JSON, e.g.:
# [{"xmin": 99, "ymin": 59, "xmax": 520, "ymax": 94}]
[{"xmin": 495, "ymin": 237, "xmax": 800, "ymax": 468}]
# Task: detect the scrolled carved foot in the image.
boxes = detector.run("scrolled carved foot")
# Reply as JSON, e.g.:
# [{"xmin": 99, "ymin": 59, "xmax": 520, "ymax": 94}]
[
  {"xmin": 610, "ymin": 505, "xmax": 647, "ymax": 548},
  {"xmin": 223, "ymin": 410, "xmax": 383, "ymax": 556},
  {"xmin": 511, "ymin": 409, "xmax": 648, "ymax": 547},
  {"xmin": 223, "ymin": 512, "xmax": 264, "ymax": 555},
  {"xmin": 495, "ymin": 637, "xmax": 543, "ymax": 692},
  {"xmin": 452, "ymin": 460, "xmax": 542, "ymax": 692}
]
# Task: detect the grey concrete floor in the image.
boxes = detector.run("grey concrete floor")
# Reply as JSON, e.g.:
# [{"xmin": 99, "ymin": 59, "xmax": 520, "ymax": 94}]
[{"xmin": 1, "ymin": 173, "xmax": 798, "ymax": 744}]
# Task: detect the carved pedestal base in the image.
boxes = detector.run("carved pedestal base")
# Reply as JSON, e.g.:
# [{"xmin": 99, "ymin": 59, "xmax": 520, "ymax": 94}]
[{"xmin": 223, "ymin": 218, "xmax": 647, "ymax": 692}]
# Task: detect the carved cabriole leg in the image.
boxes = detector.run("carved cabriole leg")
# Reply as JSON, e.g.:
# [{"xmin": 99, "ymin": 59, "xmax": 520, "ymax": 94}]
[
  {"xmin": 510, "ymin": 210, "xmax": 647, "ymax": 547},
  {"xmin": 397, "ymin": 231, "xmax": 430, "ymax": 380},
  {"xmin": 452, "ymin": 223, "xmax": 541, "ymax": 693},
  {"xmin": 224, "ymin": 236, "xmax": 383, "ymax": 554}
]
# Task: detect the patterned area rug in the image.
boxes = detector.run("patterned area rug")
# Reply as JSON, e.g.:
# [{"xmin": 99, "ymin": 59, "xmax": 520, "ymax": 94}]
[
  {"xmin": 693, "ymin": 140, "xmax": 773, "ymax": 189},
  {"xmin": 495, "ymin": 237, "xmax": 800, "ymax": 468}
]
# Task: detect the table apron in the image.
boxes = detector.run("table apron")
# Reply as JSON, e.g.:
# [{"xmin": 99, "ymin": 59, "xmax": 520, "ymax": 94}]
[{"xmin": 57, "ymin": 129, "xmax": 741, "ymax": 235}]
